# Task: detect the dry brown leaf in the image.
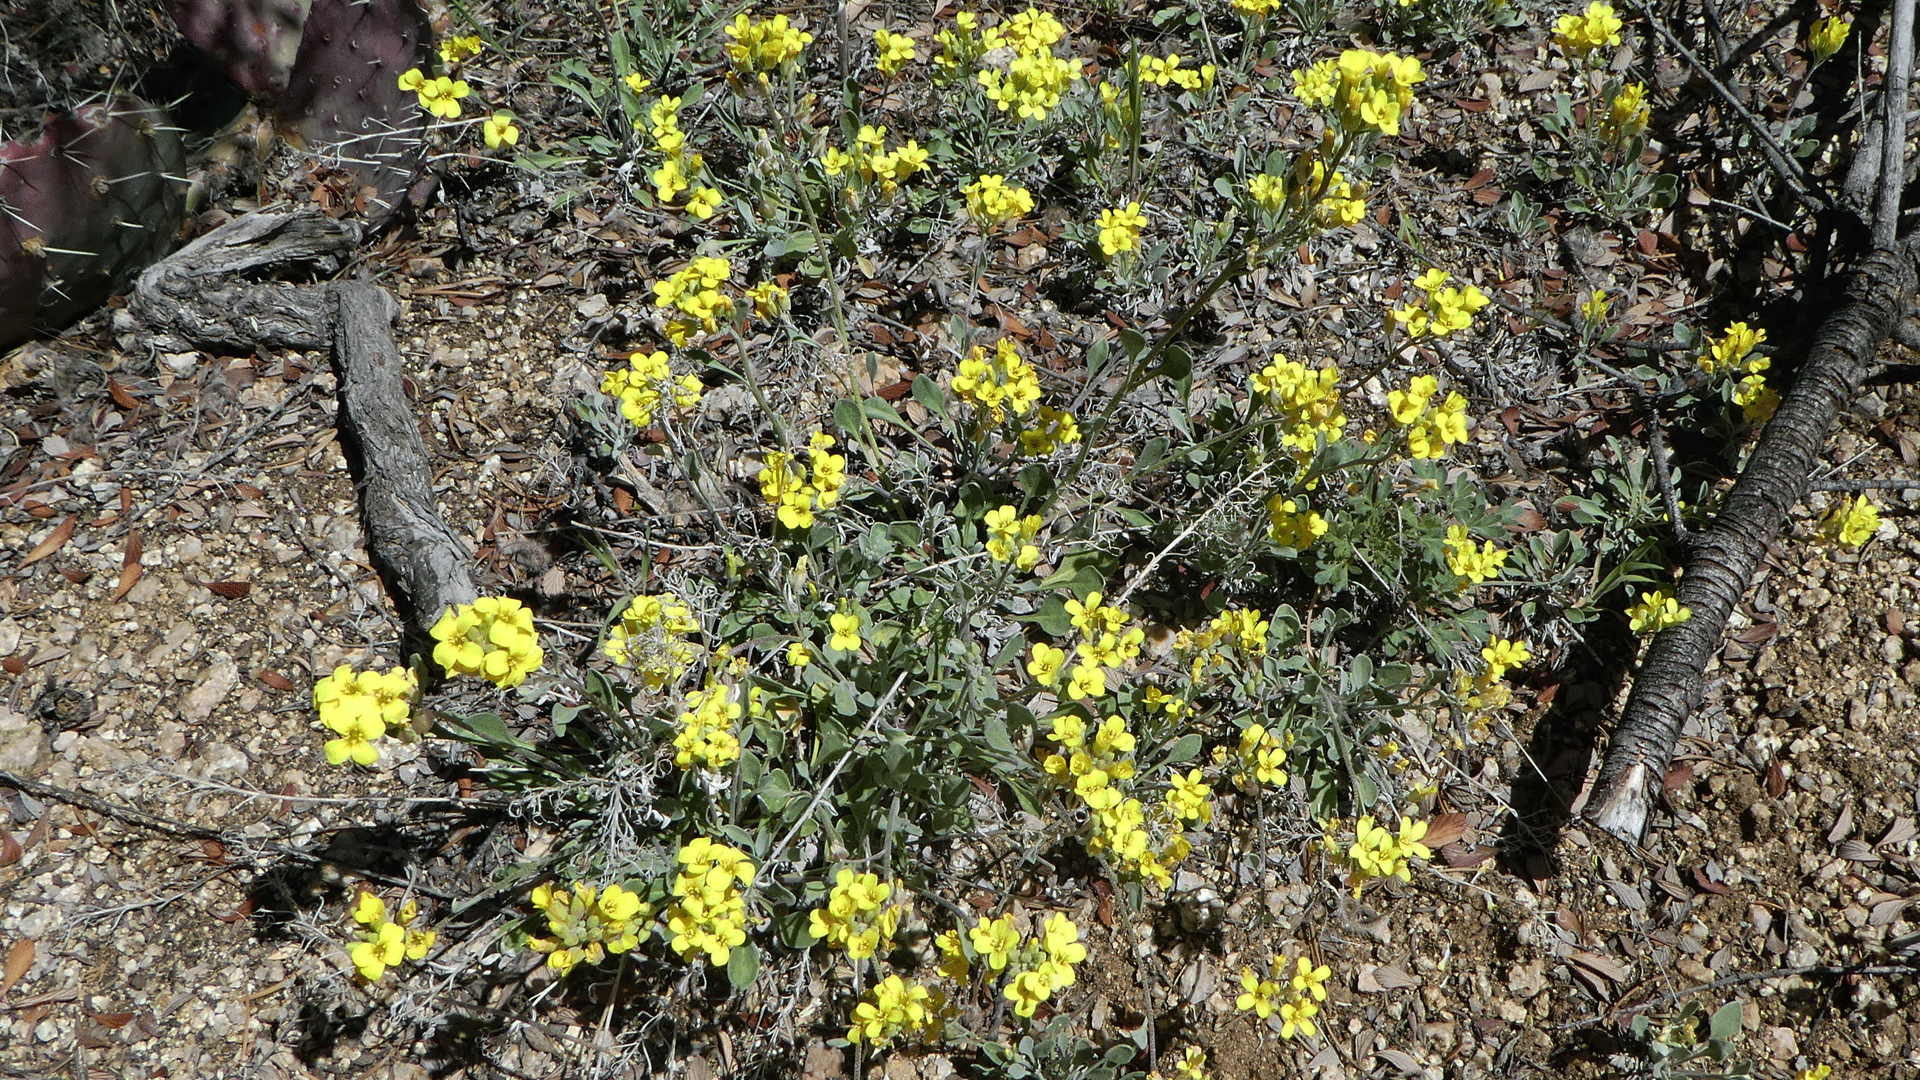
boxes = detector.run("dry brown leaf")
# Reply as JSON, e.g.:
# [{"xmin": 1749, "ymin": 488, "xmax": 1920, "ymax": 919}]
[
  {"xmin": 1423, "ymin": 812, "xmax": 1469, "ymax": 849},
  {"xmin": 1568, "ymin": 948, "xmax": 1628, "ymax": 983},
  {"xmin": 1869, "ymin": 897, "xmax": 1912, "ymax": 926},
  {"xmin": 1877, "ymin": 817, "xmax": 1918, "ymax": 849},
  {"xmin": 3, "ymin": 938, "xmax": 33, "ymax": 997},
  {"xmin": 0, "ymin": 830, "xmax": 19, "ymax": 867},
  {"xmin": 1765, "ymin": 759, "xmax": 1786, "ymax": 799},
  {"xmin": 254, "ymin": 669, "xmax": 295, "ymax": 692},
  {"xmin": 107, "ymin": 378, "xmax": 139, "ymax": 409},
  {"xmin": 20, "ymin": 513, "xmax": 77, "ymax": 567},
  {"xmin": 203, "ymin": 581, "xmax": 252, "ymax": 600},
  {"xmin": 1828, "ymin": 801, "xmax": 1855, "ymax": 844},
  {"xmin": 1837, "ymin": 839, "xmax": 1881, "ymax": 863}
]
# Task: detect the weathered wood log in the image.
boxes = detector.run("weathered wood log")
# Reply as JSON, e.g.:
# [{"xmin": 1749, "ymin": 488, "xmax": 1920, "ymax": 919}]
[
  {"xmin": 123, "ymin": 208, "xmax": 359, "ymax": 353},
  {"xmin": 329, "ymin": 281, "xmax": 477, "ymax": 640},
  {"xmin": 1586, "ymin": 241, "xmax": 1920, "ymax": 843}
]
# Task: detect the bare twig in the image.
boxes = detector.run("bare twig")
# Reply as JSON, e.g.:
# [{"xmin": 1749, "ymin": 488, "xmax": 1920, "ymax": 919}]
[{"xmin": 1629, "ymin": 0, "xmax": 1827, "ymax": 216}]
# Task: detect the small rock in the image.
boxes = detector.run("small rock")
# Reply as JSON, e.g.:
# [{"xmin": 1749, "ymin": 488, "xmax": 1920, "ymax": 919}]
[
  {"xmin": 180, "ymin": 658, "xmax": 241, "ymax": 720},
  {"xmin": 194, "ymin": 740, "xmax": 249, "ymax": 779},
  {"xmin": 577, "ymin": 294, "xmax": 612, "ymax": 319},
  {"xmin": 0, "ymin": 706, "xmax": 52, "ymax": 775}
]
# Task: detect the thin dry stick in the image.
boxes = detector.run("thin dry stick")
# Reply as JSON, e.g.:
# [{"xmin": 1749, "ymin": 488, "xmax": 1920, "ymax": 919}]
[{"xmin": 1629, "ymin": 0, "xmax": 1826, "ymax": 216}]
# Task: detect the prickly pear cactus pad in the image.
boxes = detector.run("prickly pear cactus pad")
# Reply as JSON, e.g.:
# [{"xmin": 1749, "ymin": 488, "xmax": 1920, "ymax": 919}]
[
  {"xmin": 161, "ymin": 0, "xmax": 314, "ymax": 94},
  {"xmin": 0, "ymin": 98, "xmax": 188, "ymax": 350},
  {"xmin": 276, "ymin": 0, "xmax": 430, "ymax": 223}
]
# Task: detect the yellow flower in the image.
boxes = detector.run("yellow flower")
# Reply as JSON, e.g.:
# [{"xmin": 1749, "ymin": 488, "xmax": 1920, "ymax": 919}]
[
  {"xmin": 482, "ymin": 112, "xmax": 520, "ymax": 150},
  {"xmin": 1821, "ymin": 494, "xmax": 1879, "ymax": 549},
  {"xmin": 439, "ymin": 34, "xmax": 482, "ymax": 66},
  {"xmin": 1236, "ymin": 966, "xmax": 1280, "ymax": 1018},
  {"xmin": 723, "ymin": 12, "xmax": 813, "ymax": 74},
  {"xmin": 1580, "ymin": 289, "xmax": 1610, "ymax": 328},
  {"xmin": 685, "ymin": 186, "xmax": 723, "ymax": 219},
  {"xmin": 1096, "ymin": 202, "xmax": 1147, "ymax": 258},
  {"xmin": 1625, "ymin": 587, "xmax": 1691, "ymax": 634},
  {"xmin": 1481, "ymin": 637, "xmax": 1531, "ymax": 681},
  {"xmin": 1278, "ymin": 995, "xmax": 1319, "ymax": 1039},
  {"xmin": 1027, "ymin": 642, "xmax": 1067, "ymax": 686},
  {"xmin": 1291, "ymin": 956, "xmax": 1332, "ymax": 1001},
  {"xmin": 350, "ymin": 921, "xmax": 406, "ymax": 981},
  {"xmin": 963, "ymin": 174, "xmax": 1036, "ymax": 226},
  {"xmin": 875, "ymin": 27, "xmax": 916, "ymax": 75},
  {"xmin": 787, "ymin": 640, "xmax": 812, "ymax": 668},
  {"xmin": 1809, "ymin": 17, "xmax": 1849, "ymax": 65},
  {"xmin": 969, "ymin": 914, "xmax": 1020, "ymax": 970},
  {"xmin": 828, "ymin": 611, "xmax": 863, "ymax": 653}
]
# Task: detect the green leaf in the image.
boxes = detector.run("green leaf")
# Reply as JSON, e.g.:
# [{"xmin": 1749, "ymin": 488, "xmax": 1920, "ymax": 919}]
[
  {"xmin": 912, "ymin": 374, "xmax": 948, "ymax": 420},
  {"xmin": 551, "ymin": 702, "xmax": 588, "ymax": 738},
  {"xmin": 443, "ymin": 711, "xmax": 537, "ymax": 752},
  {"xmin": 862, "ymin": 396, "xmax": 909, "ymax": 430},
  {"xmin": 1119, "ymin": 327, "xmax": 1149, "ymax": 360},
  {"xmin": 1708, "ymin": 1000, "xmax": 1743, "ymax": 1044},
  {"xmin": 1017, "ymin": 463, "xmax": 1056, "ymax": 502},
  {"xmin": 832, "ymin": 679, "xmax": 858, "ymax": 717},
  {"xmin": 1028, "ymin": 595, "xmax": 1073, "ymax": 637},
  {"xmin": 833, "ymin": 397, "xmax": 863, "ymax": 435},
  {"xmin": 983, "ymin": 714, "xmax": 1019, "ymax": 755},
  {"xmin": 727, "ymin": 942, "xmax": 761, "ymax": 988},
  {"xmin": 1136, "ymin": 436, "xmax": 1168, "ymax": 472},
  {"xmin": 1151, "ymin": 343, "xmax": 1191, "ymax": 382},
  {"xmin": 1161, "ymin": 733, "xmax": 1203, "ymax": 766}
]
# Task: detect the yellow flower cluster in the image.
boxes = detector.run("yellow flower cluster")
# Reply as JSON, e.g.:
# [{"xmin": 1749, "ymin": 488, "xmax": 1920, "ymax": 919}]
[
  {"xmin": 604, "ymin": 592, "xmax": 700, "ymax": 688},
  {"xmin": 601, "ymin": 349, "xmax": 703, "ymax": 429},
  {"xmin": 314, "ymin": 664, "xmax": 416, "ymax": 767},
  {"xmin": 822, "ymin": 124, "xmax": 930, "ymax": 198},
  {"xmin": 1601, "ymin": 82, "xmax": 1651, "ymax": 144},
  {"xmin": 1250, "ymin": 354, "xmax": 1347, "ymax": 454},
  {"xmin": 438, "ymin": 34, "xmax": 483, "ymax": 66},
  {"xmin": 809, "ymin": 869, "xmax": 904, "ymax": 960},
  {"xmin": 653, "ymin": 256, "xmax": 735, "ymax": 344},
  {"xmin": 349, "ymin": 892, "xmax": 433, "ymax": 982},
  {"xmin": 983, "ymin": 504, "xmax": 1046, "ymax": 568},
  {"xmin": 1174, "ymin": 607, "xmax": 1271, "ymax": 684},
  {"xmin": 1482, "ymin": 636, "xmax": 1531, "ymax": 680},
  {"xmin": 1345, "ymin": 815, "xmax": 1431, "ymax": 897},
  {"xmin": 665, "ymin": 838, "xmax": 754, "ymax": 965},
  {"xmin": 646, "ymin": 96, "xmax": 722, "ymax": 220},
  {"xmin": 963, "ymin": 173, "xmax": 1037, "ymax": 227},
  {"xmin": 1266, "ymin": 495, "xmax": 1329, "ymax": 549},
  {"xmin": 1293, "ymin": 50, "xmax": 1425, "ymax": 137},
  {"xmin": 1821, "ymin": 494, "xmax": 1880, "ymax": 549},
  {"xmin": 1451, "ymin": 666, "xmax": 1512, "ymax": 742},
  {"xmin": 1237, "ymin": 954, "xmax": 1328, "ymax": 1040},
  {"xmin": 672, "ymin": 676, "xmax": 745, "ymax": 771},
  {"xmin": 398, "ymin": 69, "xmax": 469, "ymax": 119},
  {"xmin": 1138, "ymin": 53, "xmax": 1216, "ymax": 93},
  {"xmin": 874, "ymin": 28, "xmax": 916, "ymax": 76},
  {"xmin": 1697, "ymin": 322, "xmax": 1776, "ymax": 420},
  {"xmin": 1229, "ymin": 722, "xmax": 1291, "ymax": 789},
  {"xmin": 1443, "ymin": 524, "xmax": 1508, "ymax": 585},
  {"xmin": 1047, "ymin": 713, "xmax": 1196, "ymax": 885},
  {"xmin": 1387, "ymin": 374, "xmax": 1470, "ymax": 460},
  {"xmin": 971, "ymin": 8, "xmax": 1081, "ymax": 122},
  {"xmin": 1230, "ymin": 0, "xmax": 1283, "ymax": 16},
  {"xmin": 1392, "ymin": 268, "xmax": 1490, "ymax": 339},
  {"xmin": 1626, "ymin": 587, "xmax": 1691, "ymax": 634},
  {"xmin": 1096, "ymin": 202, "xmax": 1147, "ymax": 258},
  {"xmin": 1809, "ymin": 17, "xmax": 1849, "ymax": 65},
  {"xmin": 526, "ymin": 881, "xmax": 650, "ymax": 975},
  {"xmin": 759, "ymin": 432, "xmax": 847, "ymax": 530},
  {"xmin": 1018, "ymin": 404, "xmax": 1082, "ymax": 456},
  {"xmin": 1169, "ymin": 1046, "xmax": 1207, "ymax": 1080},
  {"xmin": 1699, "ymin": 322, "xmax": 1766, "ymax": 375},
  {"xmin": 431, "ymin": 597, "xmax": 543, "ymax": 688},
  {"xmin": 950, "ymin": 338, "xmax": 1042, "ymax": 421},
  {"xmin": 971, "ymin": 912, "xmax": 1086, "ymax": 1017},
  {"xmin": 1554, "ymin": 2, "xmax": 1624, "ymax": 59},
  {"xmin": 849, "ymin": 973, "xmax": 935, "ymax": 1045},
  {"xmin": 723, "ymin": 13, "xmax": 812, "ymax": 74}
]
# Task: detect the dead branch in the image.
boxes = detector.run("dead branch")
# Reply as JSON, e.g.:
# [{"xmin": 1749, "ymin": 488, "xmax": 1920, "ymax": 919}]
[{"xmin": 1585, "ymin": 241, "xmax": 1920, "ymax": 842}]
